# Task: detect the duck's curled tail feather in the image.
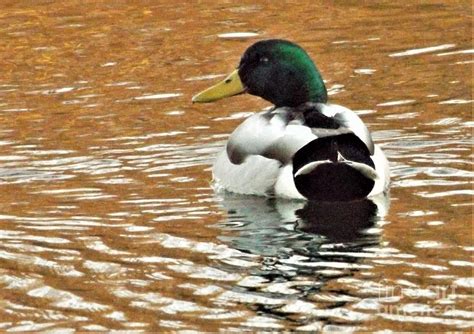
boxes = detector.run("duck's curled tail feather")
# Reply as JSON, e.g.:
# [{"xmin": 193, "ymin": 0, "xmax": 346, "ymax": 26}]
[{"xmin": 292, "ymin": 133, "xmax": 377, "ymax": 201}]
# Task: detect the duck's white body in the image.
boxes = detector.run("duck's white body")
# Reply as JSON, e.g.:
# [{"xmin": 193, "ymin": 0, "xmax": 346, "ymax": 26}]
[{"xmin": 212, "ymin": 103, "xmax": 390, "ymax": 201}]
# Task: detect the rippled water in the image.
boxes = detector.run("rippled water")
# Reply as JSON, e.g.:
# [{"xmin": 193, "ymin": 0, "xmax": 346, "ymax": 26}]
[{"xmin": 0, "ymin": 1, "xmax": 472, "ymax": 332}]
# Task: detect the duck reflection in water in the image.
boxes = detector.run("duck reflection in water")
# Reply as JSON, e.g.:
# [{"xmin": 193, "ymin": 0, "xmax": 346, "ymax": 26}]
[
  {"xmin": 295, "ymin": 197, "xmax": 387, "ymax": 242},
  {"xmin": 217, "ymin": 193, "xmax": 390, "ymax": 256}
]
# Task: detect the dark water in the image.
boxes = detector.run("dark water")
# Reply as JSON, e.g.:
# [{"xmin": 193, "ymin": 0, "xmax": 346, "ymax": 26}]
[{"xmin": 0, "ymin": 1, "xmax": 472, "ymax": 331}]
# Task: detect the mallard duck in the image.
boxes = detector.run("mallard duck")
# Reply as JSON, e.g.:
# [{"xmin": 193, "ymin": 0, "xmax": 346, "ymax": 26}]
[{"xmin": 193, "ymin": 39, "xmax": 389, "ymax": 202}]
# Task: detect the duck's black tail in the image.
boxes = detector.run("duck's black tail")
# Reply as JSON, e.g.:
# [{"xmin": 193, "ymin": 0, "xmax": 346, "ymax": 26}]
[{"xmin": 293, "ymin": 133, "xmax": 376, "ymax": 202}]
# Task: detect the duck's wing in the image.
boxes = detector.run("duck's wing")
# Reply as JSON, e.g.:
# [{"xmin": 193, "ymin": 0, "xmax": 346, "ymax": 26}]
[
  {"xmin": 317, "ymin": 103, "xmax": 375, "ymax": 154},
  {"xmin": 226, "ymin": 109, "xmax": 317, "ymax": 165},
  {"xmin": 213, "ymin": 108, "xmax": 316, "ymax": 196},
  {"xmin": 225, "ymin": 105, "xmax": 374, "ymax": 165}
]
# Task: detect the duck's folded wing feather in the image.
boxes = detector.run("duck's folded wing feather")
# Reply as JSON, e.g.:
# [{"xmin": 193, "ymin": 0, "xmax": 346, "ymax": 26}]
[
  {"xmin": 319, "ymin": 103, "xmax": 375, "ymax": 154},
  {"xmin": 226, "ymin": 111, "xmax": 284, "ymax": 164},
  {"xmin": 226, "ymin": 110, "xmax": 317, "ymax": 165}
]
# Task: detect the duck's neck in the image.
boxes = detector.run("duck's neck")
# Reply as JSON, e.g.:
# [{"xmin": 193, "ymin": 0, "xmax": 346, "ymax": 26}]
[
  {"xmin": 273, "ymin": 43, "xmax": 328, "ymax": 107},
  {"xmin": 304, "ymin": 71, "xmax": 327, "ymax": 106},
  {"xmin": 295, "ymin": 102, "xmax": 340, "ymax": 129}
]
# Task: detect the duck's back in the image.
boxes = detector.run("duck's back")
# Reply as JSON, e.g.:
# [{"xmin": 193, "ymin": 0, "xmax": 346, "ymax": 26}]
[{"xmin": 212, "ymin": 104, "xmax": 389, "ymax": 200}]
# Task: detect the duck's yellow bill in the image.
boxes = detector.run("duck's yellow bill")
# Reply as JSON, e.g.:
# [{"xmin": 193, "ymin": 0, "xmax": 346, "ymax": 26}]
[{"xmin": 192, "ymin": 69, "xmax": 245, "ymax": 103}]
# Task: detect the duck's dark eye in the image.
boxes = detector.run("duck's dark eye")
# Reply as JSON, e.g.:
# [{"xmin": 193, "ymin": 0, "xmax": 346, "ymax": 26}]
[{"xmin": 260, "ymin": 56, "xmax": 269, "ymax": 63}]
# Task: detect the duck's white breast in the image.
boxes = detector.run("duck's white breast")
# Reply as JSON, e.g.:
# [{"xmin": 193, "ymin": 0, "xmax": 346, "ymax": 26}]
[{"xmin": 212, "ymin": 150, "xmax": 281, "ymax": 196}]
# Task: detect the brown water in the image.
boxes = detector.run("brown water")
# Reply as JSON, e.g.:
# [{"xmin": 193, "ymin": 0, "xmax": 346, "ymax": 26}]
[{"xmin": 0, "ymin": 1, "xmax": 472, "ymax": 332}]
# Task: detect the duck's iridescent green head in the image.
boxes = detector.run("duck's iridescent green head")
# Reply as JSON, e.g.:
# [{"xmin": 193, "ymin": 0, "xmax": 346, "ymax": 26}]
[
  {"xmin": 238, "ymin": 39, "xmax": 328, "ymax": 107},
  {"xmin": 193, "ymin": 39, "xmax": 328, "ymax": 107}
]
